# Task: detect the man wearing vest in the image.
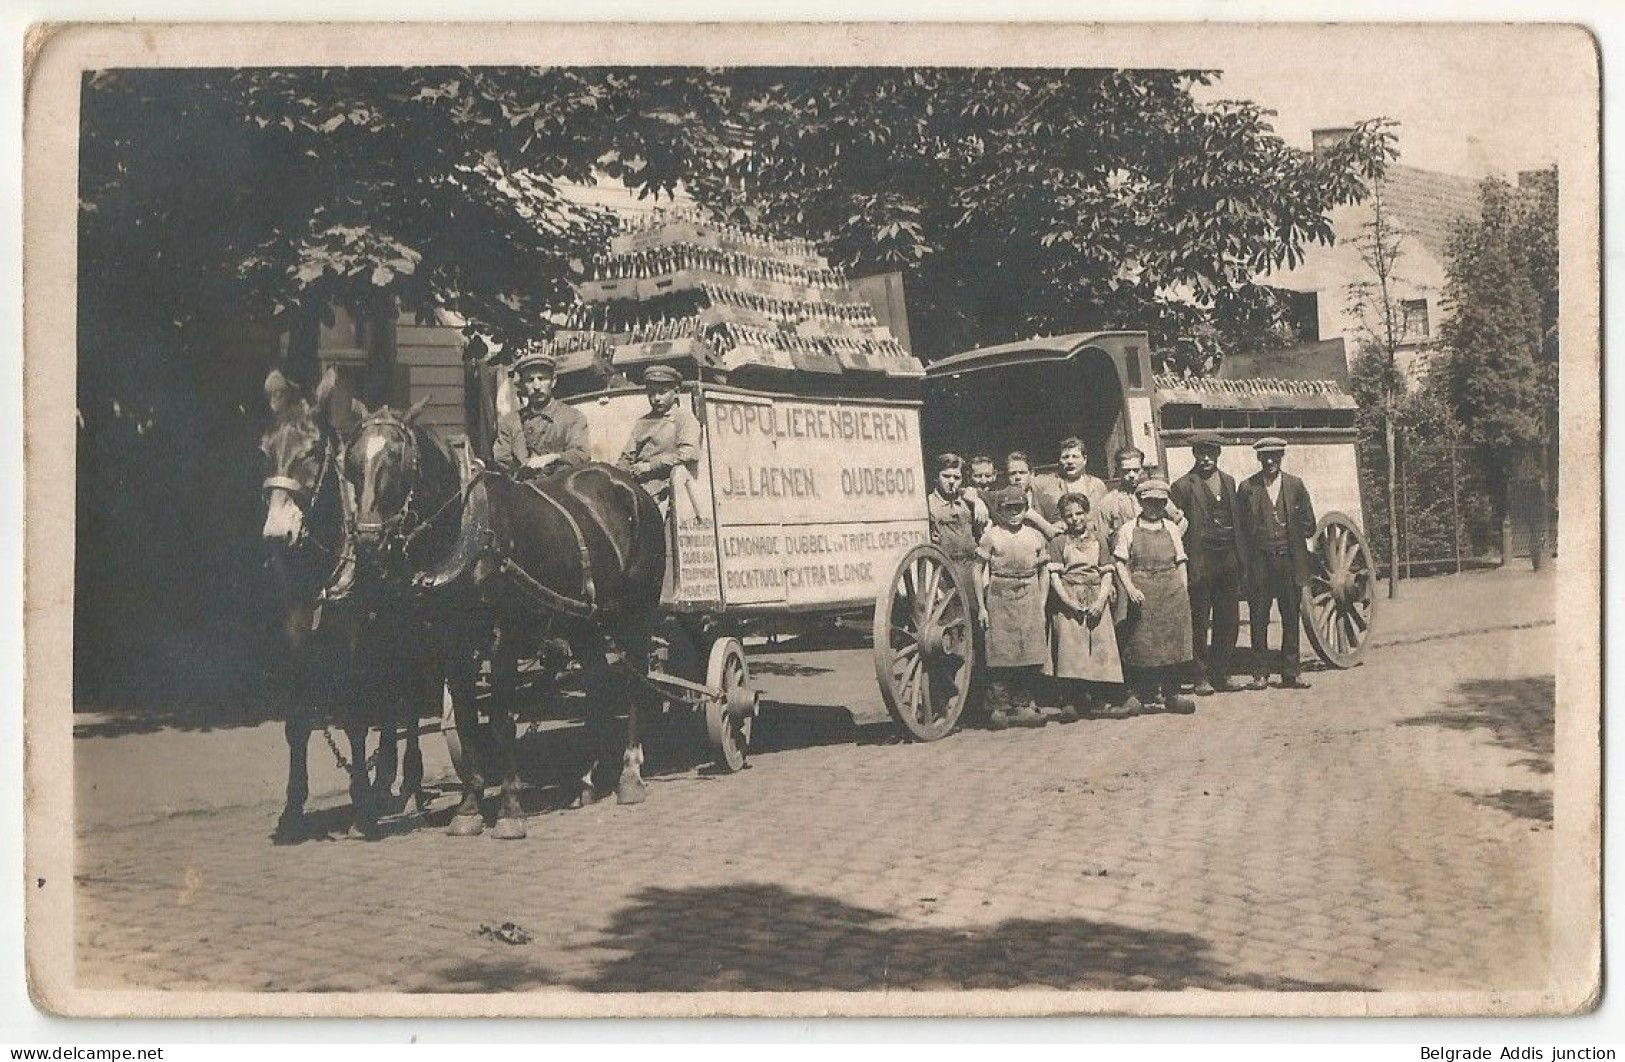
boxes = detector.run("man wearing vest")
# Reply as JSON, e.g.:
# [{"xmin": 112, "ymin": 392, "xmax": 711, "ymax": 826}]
[
  {"xmin": 1169, "ymin": 433, "xmax": 1246, "ymax": 695},
  {"xmin": 1236, "ymin": 436, "xmax": 1317, "ymax": 690}
]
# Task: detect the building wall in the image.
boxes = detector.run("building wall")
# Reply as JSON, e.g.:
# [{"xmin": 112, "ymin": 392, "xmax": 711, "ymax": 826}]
[
  {"xmin": 393, "ymin": 314, "xmax": 469, "ymax": 440},
  {"xmin": 1266, "ymin": 162, "xmax": 1482, "ymax": 389}
]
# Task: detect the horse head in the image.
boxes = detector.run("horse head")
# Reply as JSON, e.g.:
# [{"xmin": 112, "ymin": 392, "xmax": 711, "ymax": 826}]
[
  {"xmin": 260, "ymin": 370, "xmax": 330, "ymax": 549},
  {"xmin": 345, "ymin": 395, "xmax": 435, "ymax": 577}
]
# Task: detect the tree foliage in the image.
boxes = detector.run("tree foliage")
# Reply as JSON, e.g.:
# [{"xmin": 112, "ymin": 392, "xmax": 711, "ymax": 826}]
[
  {"xmin": 1437, "ymin": 172, "xmax": 1556, "ymax": 491},
  {"xmin": 686, "ymin": 69, "xmax": 1395, "ymax": 369},
  {"xmin": 80, "ymin": 66, "xmax": 1396, "ymax": 383},
  {"xmin": 79, "ymin": 67, "xmax": 736, "ymax": 364}
]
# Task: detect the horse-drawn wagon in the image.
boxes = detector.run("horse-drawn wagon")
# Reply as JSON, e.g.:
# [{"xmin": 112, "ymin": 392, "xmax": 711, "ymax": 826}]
[
  {"xmin": 540, "ymin": 377, "xmax": 978, "ymax": 764},
  {"xmin": 421, "ymin": 212, "xmax": 979, "ymax": 816},
  {"xmin": 922, "ymin": 331, "xmax": 1377, "ymax": 672}
]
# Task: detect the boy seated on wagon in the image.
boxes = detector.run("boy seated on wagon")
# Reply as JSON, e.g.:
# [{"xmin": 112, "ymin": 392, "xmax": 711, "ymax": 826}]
[{"xmin": 617, "ymin": 364, "xmax": 704, "ymax": 525}]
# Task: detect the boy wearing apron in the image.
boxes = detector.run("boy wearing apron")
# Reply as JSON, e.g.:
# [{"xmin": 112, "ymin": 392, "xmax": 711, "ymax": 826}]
[
  {"xmin": 977, "ymin": 487, "xmax": 1051, "ymax": 729},
  {"xmin": 1113, "ymin": 478, "xmax": 1197, "ymax": 714}
]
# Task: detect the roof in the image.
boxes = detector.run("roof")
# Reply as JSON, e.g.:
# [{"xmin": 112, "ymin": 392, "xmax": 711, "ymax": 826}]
[
  {"xmin": 926, "ymin": 331, "xmax": 1148, "ymax": 377},
  {"xmin": 1376, "ymin": 165, "xmax": 1482, "ymax": 261},
  {"xmin": 1217, "ymin": 338, "xmax": 1349, "ymax": 387},
  {"xmin": 1154, "ymin": 374, "xmax": 1357, "ymax": 412}
]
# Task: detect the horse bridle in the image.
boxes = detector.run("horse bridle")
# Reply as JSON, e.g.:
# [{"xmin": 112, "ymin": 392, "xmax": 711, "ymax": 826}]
[
  {"xmin": 352, "ymin": 415, "xmax": 421, "ymax": 558},
  {"xmin": 262, "ymin": 430, "xmax": 341, "ymax": 555}
]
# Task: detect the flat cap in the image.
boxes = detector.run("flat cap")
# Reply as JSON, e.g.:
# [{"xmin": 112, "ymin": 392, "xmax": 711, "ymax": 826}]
[
  {"xmin": 1134, "ymin": 478, "xmax": 1171, "ymax": 500},
  {"xmin": 993, "ymin": 486, "xmax": 1029, "ymax": 510},
  {"xmin": 642, "ymin": 364, "xmax": 683, "ymax": 386},
  {"xmin": 1252, "ymin": 436, "xmax": 1288, "ymax": 453},
  {"xmin": 511, "ymin": 349, "xmax": 557, "ymax": 376},
  {"xmin": 1189, "ymin": 432, "xmax": 1226, "ymax": 451}
]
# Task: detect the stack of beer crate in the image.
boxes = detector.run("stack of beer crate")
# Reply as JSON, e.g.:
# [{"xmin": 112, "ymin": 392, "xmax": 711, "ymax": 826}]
[{"xmin": 544, "ymin": 209, "xmax": 924, "ymax": 384}]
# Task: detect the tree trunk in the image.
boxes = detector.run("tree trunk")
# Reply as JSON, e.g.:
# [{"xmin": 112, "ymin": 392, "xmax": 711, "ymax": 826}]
[
  {"xmin": 1528, "ymin": 458, "xmax": 1548, "ymax": 572},
  {"xmin": 1385, "ymin": 413, "xmax": 1400, "ymax": 597},
  {"xmin": 284, "ymin": 303, "xmax": 321, "ymax": 393},
  {"xmin": 1498, "ymin": 467, "xmax": 1515, "ymax": 568}
]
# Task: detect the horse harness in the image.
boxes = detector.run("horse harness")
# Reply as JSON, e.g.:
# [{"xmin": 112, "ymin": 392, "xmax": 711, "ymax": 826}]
[{"xmin": 491, "ymin": 469, "xmax": 604, "ymax": 622}]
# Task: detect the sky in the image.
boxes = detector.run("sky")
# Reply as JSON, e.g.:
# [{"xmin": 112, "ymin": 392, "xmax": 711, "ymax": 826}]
[{"xmin": 1189, "ymin": 29, "xmax": 1583, "ymax": 180}]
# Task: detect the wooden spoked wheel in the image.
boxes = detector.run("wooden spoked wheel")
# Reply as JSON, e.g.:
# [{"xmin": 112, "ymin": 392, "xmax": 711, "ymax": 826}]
[
  {"xmin": 1301, "ymin": 512, "xmax": 1376, "ymax": 669},
  {"xmin": 704, "ymin": 636, "xmax": 753, "ymax": 772},
  {"xmin": 873, "ymin": 544, "xmax": 975, "ymax": 741}
]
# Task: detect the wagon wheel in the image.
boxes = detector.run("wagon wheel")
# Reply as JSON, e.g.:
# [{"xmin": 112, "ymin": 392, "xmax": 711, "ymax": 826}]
[
  {"xmin": 704, "ymin": 636, "xmax": 755, "ymax": 772},
  {"xmin": 1301, "ymin": 512, "xmax": 1376, "ymax": 669},
  {"xmin": 873, "ymin": 544, "xmax": 975, "ymax": 741}
]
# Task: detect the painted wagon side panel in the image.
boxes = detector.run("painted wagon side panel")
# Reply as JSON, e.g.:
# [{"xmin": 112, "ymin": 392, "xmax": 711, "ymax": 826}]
[
  {"xmin": 568, "ymin": 386, "xmax": 930, "ymax": 614},
  {"xmin": 701, "ymin": 391, "xmax": 928, "ymax": 610}
]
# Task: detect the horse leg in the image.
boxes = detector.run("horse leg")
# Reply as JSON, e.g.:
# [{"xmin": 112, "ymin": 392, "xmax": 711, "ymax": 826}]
[
  {"xmin": 489, "ymin": 626, "xmax": 527, "ymax": 840},
  {"xmin": 616, "ymin": 621, "xmax": 652, "ymax": 806},
  {"xmin": 370, "ymin": 684, "xmax": 401, "ymax": 814},
  {"xmin": 401, "ymin": 660, "xmax": 429, "ymax": 812},
  {"xmin": 572, "ymin": 628, "xmax": 620, "ymax": 808},
  {"xmin": 345, "ymin": 717, "xmax": 379, "ymax": 840},
  {"xmin": 272, "ymin": 620, "xmax": 317, "ymax": 843},
  {"xmin": 275, "ymin": 703, "xmax": 313, "ymax": 842},
  {"xmin": 444, "ymin": 630, "xmax": 487, "ymax": 836}
]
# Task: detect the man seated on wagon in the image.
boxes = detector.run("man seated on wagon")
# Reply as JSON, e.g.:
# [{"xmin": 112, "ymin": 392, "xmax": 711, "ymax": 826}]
[
  {"xmin": 618, "ymin": 364, "xmax": 703, "ymax": 521},
  {"xmin": 492, "ymin": 348, "xmax": 591, "ymax": 479}
]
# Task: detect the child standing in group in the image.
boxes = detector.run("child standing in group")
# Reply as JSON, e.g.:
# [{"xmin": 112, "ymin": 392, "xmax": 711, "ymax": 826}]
[
  {"xmin": 1113, "ymin": 478, "xmax": 1197, "ymax": 714},
  {"xmin": 977, "ymin": 487, "xmax": 1051, "ymax": 730},
  {"xmin": 1045, "ymin": 492, "xmax": 1123, "ymax": 721}
]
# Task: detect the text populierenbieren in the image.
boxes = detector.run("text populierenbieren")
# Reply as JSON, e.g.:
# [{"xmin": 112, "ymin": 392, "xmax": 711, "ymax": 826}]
[{"xmin": 706, "ymin": 393, "xmax": 929, "ymax": 607}]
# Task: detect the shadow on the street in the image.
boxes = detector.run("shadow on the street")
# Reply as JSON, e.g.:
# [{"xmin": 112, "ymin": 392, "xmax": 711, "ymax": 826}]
[
  {"xmin": 435, "ymin": 957, "xmax": 561, "ymax": 992},
  {"xmin": 1399, "ymin": 676, "xmax": 1555, "ymax": 825},
  {"xmin": 753, "ymin": 701, "xmax": 900, "ymax": 753},
  {"xmin": 1464, "ymin": 788, "xmax": 1552, "ymax": 824},
  {"xmin": 73, "ymin": 702, "xmax": 294, "ymax": 738},
  {"xmin": 493, "ymin": 882, "xmax": 1370, "ymax": 993},
  {"xmin": 750, "ymin": 659, "xmax": 837, "ymax": 678},
  {"xmin": 1396, "ymin": 676, "xmax": 1555, "ymax": 772}
]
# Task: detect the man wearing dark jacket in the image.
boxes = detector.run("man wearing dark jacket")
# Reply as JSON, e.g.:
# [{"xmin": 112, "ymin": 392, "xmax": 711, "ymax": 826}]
[
  {"xmin": 1236, "ymin": 437, "xmax": 1317, "ymax": 690},
  {"xmin": 1169, "ymin": 433, "xmax": 1245, "ymax": 695}
]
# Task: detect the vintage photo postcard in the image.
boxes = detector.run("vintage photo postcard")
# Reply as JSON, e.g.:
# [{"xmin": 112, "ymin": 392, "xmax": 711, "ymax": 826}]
[{"xmin": 22, "ymin": 21, "xmax": 1601, "ymax": 1018}]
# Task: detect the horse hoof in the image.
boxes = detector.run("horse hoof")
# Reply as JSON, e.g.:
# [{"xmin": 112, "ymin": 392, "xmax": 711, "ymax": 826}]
[
  {"xmin": 491, "ymin": 817, "xmax": 528, "ymax": 840},
  {"xmin": 573, "ymin": 785, "xmax": 603, "ymax": 810},
  {"xmin": 346, "ymin": 821, "xmax": 380, "ymax": 841},
  {"xmin": 616, "ymin": 776, "xmax": 648, "ymax": 806},
  {"xmin": 271, "ymin": 813, "xmax": 305, "ymax": 845},
  {"xmin": 446, "ymin": 813, "xmax": 485, "ymax": 837}
]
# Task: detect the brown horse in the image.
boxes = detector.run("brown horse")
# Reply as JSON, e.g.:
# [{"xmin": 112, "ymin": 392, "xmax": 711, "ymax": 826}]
[
  {"xmin": 260, "ymin": 368, "xmax": 425, "ymax": 841},
  {"xmin": 347, "ymin": 407, "xmax": 664, "ymax": 841}
]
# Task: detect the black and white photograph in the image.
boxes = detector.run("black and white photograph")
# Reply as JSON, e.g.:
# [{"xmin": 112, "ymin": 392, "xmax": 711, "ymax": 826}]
[{"xmin": 21, "ymin": 21, "xmax": 1601, "ymax": 1018}]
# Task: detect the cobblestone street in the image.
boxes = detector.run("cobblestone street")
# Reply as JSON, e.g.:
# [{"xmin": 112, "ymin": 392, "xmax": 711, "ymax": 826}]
[{"xmin": 73, "ymin": 569, "xmax": 1557, "ymax": 996}]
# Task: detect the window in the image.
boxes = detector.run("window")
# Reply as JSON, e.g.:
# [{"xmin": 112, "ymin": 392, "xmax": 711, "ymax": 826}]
[
  {"xmin": 1123, "ymin": 345, "xmax": 1143, "ymax": 388},
  {"xmin": 1284, "ymin": 289, "xmax": 1321, "ymax": 342},
  {"xmin": 1401, "ymin": 298, "xmax": 1430, "ymax": 340}
]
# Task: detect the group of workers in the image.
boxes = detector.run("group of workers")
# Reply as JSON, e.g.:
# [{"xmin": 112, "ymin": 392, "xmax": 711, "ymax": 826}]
[
  {"xmin": 492, "ymin": 348, "xmax": 1321, "ymax": 731},
  {"xmin": 927, "ymin": 435, "xmax": 1319, "ymax": 729}
]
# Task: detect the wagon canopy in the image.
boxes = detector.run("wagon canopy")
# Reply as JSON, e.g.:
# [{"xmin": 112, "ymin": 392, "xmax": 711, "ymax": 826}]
[{"xmin": 923, "ymin": 331, "xmax": 1160, "ymax": 481}]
